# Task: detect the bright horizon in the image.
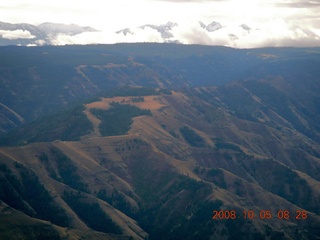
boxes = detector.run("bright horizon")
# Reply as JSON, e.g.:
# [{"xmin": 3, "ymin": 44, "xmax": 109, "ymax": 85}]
[{"xmin": 1, "ymin": 0, "xmax": 320, "ymax": 48}]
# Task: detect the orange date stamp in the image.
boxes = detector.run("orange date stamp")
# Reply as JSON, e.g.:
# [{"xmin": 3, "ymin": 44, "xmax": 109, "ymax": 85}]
[{"xmin": 212, "ymin": 210, "xmax": 308, "ymax": 220}]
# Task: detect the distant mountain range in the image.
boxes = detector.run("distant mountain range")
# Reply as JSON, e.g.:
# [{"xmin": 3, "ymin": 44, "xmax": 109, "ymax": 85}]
[
  {"xmin": 116, "ymin": 20, "xmax": 254, "ymax": 44},
  {"xmin": 0, "ymin": 20, "xmax": 254, "ymax": 46},
  {"xmin": 0, "ymin": 21, "xmax": 97, "ymax": 46}
]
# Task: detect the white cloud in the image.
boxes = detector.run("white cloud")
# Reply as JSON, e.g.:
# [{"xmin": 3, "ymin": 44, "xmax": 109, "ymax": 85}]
[
  {"xmin": 0, "ymin": 30, "xmax": 35, "ymax": 40},
  {"xmin": 49, "ymin": 27, "xmax": 164, "ymax": 45},
  {"xmin": 42, "ymin": 19, "xmax": 320, "ymax": 48},
  {"xmin": 0, "ymin": 0, "xmax": 319, "ymax": 47}
]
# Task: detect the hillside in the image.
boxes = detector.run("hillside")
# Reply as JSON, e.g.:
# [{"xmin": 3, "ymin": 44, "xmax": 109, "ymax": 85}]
[
  {"xmin": 1, "ymin": 44, "xmax": 319, "ymax": 135},
  {"xmin": 0, "ymin": 44, "xmax": 320, "ymax": 239}
]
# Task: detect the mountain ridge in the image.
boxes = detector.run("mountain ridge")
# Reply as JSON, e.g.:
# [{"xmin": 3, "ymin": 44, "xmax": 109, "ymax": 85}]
[
  {"xmin": 1, "ymin": 20, "xmax": 261, "ymax": 46},
  {"xmin": 0, "ymin": 21, "xmax": 97, "ymax": 46},
  {"xmin": 1, "ymin": 83, "xmax": 320, "ymax": 238},
  {"xmin": 1, "ymin": 44, "xmax": 319, "ymax": 136},
  {"xmin": 0, "ymin": 43, "xmax": 320, "ymax": 239}
]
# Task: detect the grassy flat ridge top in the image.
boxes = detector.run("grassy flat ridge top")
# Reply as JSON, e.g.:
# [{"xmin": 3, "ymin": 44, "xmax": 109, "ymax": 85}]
[{"xmin": 86, "ymin": 95, "xmax": 166, "ymax": 111}]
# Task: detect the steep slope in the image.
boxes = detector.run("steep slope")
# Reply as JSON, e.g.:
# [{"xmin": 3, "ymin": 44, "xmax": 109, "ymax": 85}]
[
  {"xmin": 1, "ymin": 44, "xmax": 320, "ymax": 239},
  {"xmin": 1, "ymin": 75, "xmax": 320, "ymax": 239},
  {"xmin": 0, "ymin": 201, "xmax": 123, "ymax": 240},
  {"xmin": 0, "ymin": 143, "xmax": 147, "ymax": 239},
  {"xmin": 1, "ymin": 44, "xmax": 319, "ymax": 136},
  {"xmin": 0, "ymin": 103, "xmax": 24, "ymax": 135}
]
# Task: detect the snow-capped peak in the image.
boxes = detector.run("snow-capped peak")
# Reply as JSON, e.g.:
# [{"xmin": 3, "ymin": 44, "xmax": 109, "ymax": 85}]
[
  {"xmin": 199, "ymin": 21, "xmax": 223, "ymax": 32},
  {"xmin": 37, "ymin": 22, "xmax": 97, "ymax": 36}
]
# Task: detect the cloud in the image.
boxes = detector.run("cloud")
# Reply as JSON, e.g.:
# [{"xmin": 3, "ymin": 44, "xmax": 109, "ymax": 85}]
[
  {"xmin": 167, "ymin": 17, "xmax": 320, "ymax": 48},
  {"xmin": 1, "ymin": 0, "xmax": 319, "ymax": 48},
  {"xmin": 0, "ymin": 29, "xmax": 35, "ymax": 39},
  {"xmin": 234, "ymin": 20, "xmax": 320, "ymax": 48},
  {"xmin": 43, "ymin": 17, "xmax": 319, "ymax": 48},
  {"xmin": 149, "ymin": 0, "xmax": 226, "ymax": 2},
  {"xmin": 49, "ymin": 27, "xmax": 164, "ymax": 45},
  {"xmin": 276, "ymin": 0, "xmax": 320, "ymax": 8}
]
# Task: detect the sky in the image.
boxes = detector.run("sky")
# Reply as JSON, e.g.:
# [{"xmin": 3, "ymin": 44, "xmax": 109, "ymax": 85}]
[{"xmin": 0, "ymin": 0, "xmax": 320, "ymax": 48}]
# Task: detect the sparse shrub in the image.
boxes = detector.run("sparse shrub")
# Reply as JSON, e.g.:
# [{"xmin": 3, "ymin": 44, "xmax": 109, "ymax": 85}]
[{"xmin": 131, "ymin": 96, "xmax": 145, "ymax": 102}]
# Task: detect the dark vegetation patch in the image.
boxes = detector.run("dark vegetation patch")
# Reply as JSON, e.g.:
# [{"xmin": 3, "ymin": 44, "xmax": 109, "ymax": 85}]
[
  {"xmin": 38, "ymin": 147, "xmax": 89, "ymax": 193},
  {"xmin": 180, "ymin": 126, "xmax": 206, "ymax": 147},
  {"xmin": 127, "ymin": 152, "xmax": 219, "ymax": 239},
  {"xmin": 136, "ymin": 174, "xmax": 216, "ymax": 240},
  {"xmin": 62, "ymin": 191, "xmax": 122, "ymax": 234},
  {"xmin": 151, "ymin": 200, "xmax": 224, "ymax": 240},
  {"xmin": 223, "ymin": 215, "xmax": 266, "ymax": 240},
  {"xmin": 194, "ymin": 166, "xmax": 228, "ymax": 189},
  {"xmin": 97, "ymin": 188, "xmax": 134, "ymax": 217},
  {"xmin": 0, "ymin": 162, "xmax": 70, "ymax": 227},
  {"xmin": 131, "ymin": 96, "xmax": 145, "ymax": 102},
  {"xmin": 240, "ymin": 158, "xmax": 318, "ymax": 213},
  {"xmin": 214, "ymin": 139, "xmax": 242, "ymax": 152},
  {"xmin": 0, "ymin": 220, "xmax": 63, "ymax": 240},
  {"xmin": 91, "ymin": 102, "xmax": 151, "ymax": 136},
  {"xmin": 0, "ymin": 105, "xmax": 93, "ymax": 146},
  {"xmin": 38, "ymin": 152, "xmax": 58, "ymax": 180}
]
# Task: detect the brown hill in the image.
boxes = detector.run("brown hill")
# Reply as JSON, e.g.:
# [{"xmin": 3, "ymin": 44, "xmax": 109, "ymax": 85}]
[{"xmin": 1, "ymin": 79, "xmax": 320, "ymax": 239}]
